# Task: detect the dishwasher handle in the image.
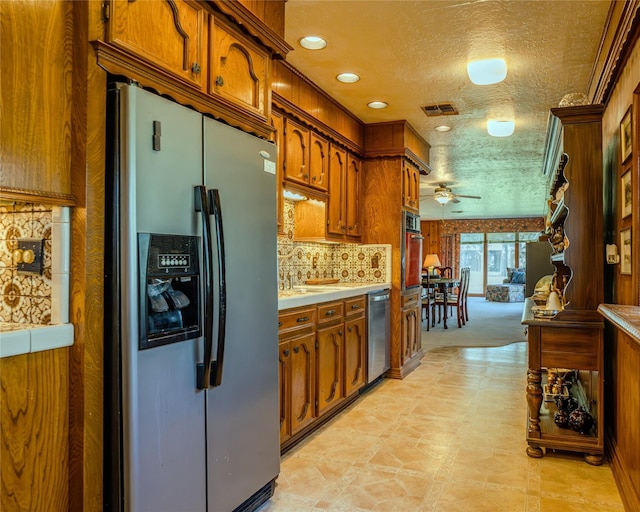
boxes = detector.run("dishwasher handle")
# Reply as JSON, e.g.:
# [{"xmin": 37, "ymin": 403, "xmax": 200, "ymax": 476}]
[{"xmin": 369, "ymin": 293, "xmax": 390, "ymax": 302}]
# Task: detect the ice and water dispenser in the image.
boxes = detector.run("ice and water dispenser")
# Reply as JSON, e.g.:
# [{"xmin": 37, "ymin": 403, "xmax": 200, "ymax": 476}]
[{"xmin": 138, "ymin": 233, "xmax": 202, "ymax": 349}]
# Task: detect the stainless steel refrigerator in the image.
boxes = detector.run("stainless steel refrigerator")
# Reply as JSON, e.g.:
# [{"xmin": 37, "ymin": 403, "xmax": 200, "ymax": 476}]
[{"xmin": 104, "ymin": 82, "xmax": 279, "ymax": 512}]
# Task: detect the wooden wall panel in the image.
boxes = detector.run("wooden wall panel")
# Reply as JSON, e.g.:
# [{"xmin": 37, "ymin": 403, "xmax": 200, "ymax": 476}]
[
  {"xmin": 421, "ymin": 220, "xmax": 440, "ymax": 262},
  {"xmin": 1, "ymin": 350, "xmax": 69, "ymax": 512}
]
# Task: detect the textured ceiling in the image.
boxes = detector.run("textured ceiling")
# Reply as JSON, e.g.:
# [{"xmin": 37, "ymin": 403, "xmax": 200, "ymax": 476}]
[{"xmin": 283, "ymin": 0, "xmax": 612, "ymax": 220}]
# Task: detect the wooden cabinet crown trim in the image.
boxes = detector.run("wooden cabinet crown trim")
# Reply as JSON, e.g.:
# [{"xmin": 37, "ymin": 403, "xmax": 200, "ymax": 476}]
[
  {"xmin": 92, "ymin": 40, "xmax": 275, "ymax": 139},
  {"xmin": 273, "ymin": 96, "xmax": 364, "ymax": 156},
  {"xmin": 0, "ymin": 186, "xmax": 75, "ymax": 206},
  {"xmin": 208, "ymin": 0, "xmax": 293, "ymax": 58}
]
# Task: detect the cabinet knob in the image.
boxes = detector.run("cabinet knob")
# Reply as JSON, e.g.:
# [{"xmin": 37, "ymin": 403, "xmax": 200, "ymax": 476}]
[
  {"xmin": 215, "ymin": 75, "xmax": 224, "ymax": 87},
  {"xmin": 293, "ymin": 346, "xmax": 299, "ymax": 353},
  {"xmin": 283, "ymin": 349, "xmax": 290, "ymax": 356},
  {"xmin": 191, "ymin": 62, "xmax": 201, "ymax": 74}
]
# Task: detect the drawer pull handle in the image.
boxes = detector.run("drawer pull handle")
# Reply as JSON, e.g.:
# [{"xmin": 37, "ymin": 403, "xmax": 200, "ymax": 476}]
[
  {"xmin": 325, "ymin": 310, "xmax": 336, "ymax": 316},
  {"xmin": 296, "ymin": 316, "xmax": 310, "ymax": 323},
  {"xmin": 351, "ymin": 304, "xmax": 360, "ymax": 309}
]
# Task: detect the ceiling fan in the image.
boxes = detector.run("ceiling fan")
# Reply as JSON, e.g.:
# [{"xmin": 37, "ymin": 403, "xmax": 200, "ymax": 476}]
[{"xmin": 420, "ymin": 183, "xmax": 481, "ymax": 204}]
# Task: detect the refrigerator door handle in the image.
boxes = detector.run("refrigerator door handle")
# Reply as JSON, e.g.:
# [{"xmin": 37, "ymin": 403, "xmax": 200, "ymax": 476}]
[
  {"xmin": 195, "ymin": 185, "xmax": 215, "ymax": 390},
  {"xmin": 208, "ymin": 188, "xmax": 226, "ymax": 387}
]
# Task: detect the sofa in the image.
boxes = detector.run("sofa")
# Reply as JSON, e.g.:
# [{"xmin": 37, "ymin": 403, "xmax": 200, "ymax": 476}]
[{"xmin": 485, "ymin": 267, "xmax": 526, "ymax": 302}]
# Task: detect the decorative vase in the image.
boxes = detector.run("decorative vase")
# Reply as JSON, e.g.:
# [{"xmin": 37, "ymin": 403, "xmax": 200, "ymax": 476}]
[
  {"xmin": 554, "ymin": 409, "xmax": 570, "ymax": 428},
  {"xmin": 554, "ymin": 395, "xmax": 578, "ymax": 413},
  {"xmin": 568, "ymin": 407, "xmax": 594, "ymax": 434}
]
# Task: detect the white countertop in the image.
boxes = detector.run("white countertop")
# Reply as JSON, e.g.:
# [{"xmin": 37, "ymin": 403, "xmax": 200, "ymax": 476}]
[
  {"xmin": 0, "ymin": 323, "xmax": 74, "ymax": 358},
  {"xmin": 278, "ymin": 282, "xmax": 391, "ymax": 310}
]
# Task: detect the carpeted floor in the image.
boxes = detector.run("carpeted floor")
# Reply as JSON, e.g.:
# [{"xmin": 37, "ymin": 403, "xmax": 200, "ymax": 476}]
[{"xmin": 421, "ymin": 296, "xmax": 527, "ymax": 350}]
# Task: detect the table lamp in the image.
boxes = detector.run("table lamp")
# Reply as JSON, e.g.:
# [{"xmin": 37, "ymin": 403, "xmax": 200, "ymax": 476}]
[{"xmin": 423, "ymin": 254, "xmax": 441, "ymax": 276}]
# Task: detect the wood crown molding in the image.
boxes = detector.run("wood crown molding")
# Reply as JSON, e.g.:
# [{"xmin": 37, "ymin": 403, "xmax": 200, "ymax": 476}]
[
  {"xmin": 589, "ymin": 1, "xmax": 640, "ymax": 105},
  {"xmin": 92, "ymin": 40, "xmax": 274, "ymax": 140},
  {"xmin": 207, "ymin": 1, "xmax": 293, "ymax": 58}
]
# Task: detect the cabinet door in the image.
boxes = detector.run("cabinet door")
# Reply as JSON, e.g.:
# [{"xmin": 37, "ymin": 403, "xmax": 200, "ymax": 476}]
[
  {"xmin": 209, "ymin": 15, "xmax": 269, "ymax": 119},
  {"xmin": 283, "ymin": 118, "xmax": 310, "ymax": 186},
  {"xmin": 316, "ymin": 324, "xmax": 344, "ymax": 416},
  {"xmin": 290, "ymin": 332, "xmax": 316, "ymax": 435},
  {"xmin": 1, "ymin": 0, "xmax": 73, "ymax": 200},
  {"xmin": 346, "ymin": 154, "xmax": 362, "ymax": 238},
  {"xmin": 278, "ymin": 341, "xmax": 291, "ymax": 444},
  {"xmin": 344, "ymin": 316, "xmax": 366, "ymax": 397},
  {"xmin": 327, "ymin": 145, "xmax": 347, "ymax": 237},
  {"xmin": 308, "ymin": 132, "xmax": 329, "ymax": 192},
  {"xmin": 270, "ymin": 110, "xmax": 285, "ymax": 234},
  {"xmin": 106, "ymin": 0, "xmax": 206, "ymax": 89},
  {"xmin": 402, "ymin": 162, "xmax": 419, "ymax": 212},
  {"xmin": 401, "ymin": 305, "xmax": 420, "ymax": 364}
]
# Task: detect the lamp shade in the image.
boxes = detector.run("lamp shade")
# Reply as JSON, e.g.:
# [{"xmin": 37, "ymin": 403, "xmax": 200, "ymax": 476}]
[{"xmin": 422, "ymin": 254, "xmax": 441, "ymax": 269}]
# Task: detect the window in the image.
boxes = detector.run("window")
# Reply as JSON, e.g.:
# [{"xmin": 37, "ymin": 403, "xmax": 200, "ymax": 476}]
[{"xmin": 460, "ymin": 232, "xmax": 540, "ymax": 294}]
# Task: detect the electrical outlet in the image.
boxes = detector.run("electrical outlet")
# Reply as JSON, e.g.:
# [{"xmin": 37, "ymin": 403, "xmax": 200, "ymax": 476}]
[
  {"xmin": 371, "ymin": 255, "xmax": 379, "ymax": 268},
  {"xmin": 16, "ymin": 238, "xmax": 44, "ymax": 274}
]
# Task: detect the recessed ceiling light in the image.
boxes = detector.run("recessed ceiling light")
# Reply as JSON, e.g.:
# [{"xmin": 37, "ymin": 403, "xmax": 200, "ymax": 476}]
[
  {"xmin": 487, "ymin": 119, "xmax": 515, "ymax": 137},
  {"xmin": 435, "ymin": 125, "xmax": 451, "ymax": 132},
  {"xmin": 299, "ymin": 36, "xmax": 327, "ymax": 50},
  {"xmin": 467, "ymin": 58, "xmax": 507, "ymax": 85},
  {"xmin": 337, "ymin": 72, "xmax": 360, "ymax": 83},
  {"xmin": 367, "ymin": 101, "xmax": 388, "ymax": 109}
]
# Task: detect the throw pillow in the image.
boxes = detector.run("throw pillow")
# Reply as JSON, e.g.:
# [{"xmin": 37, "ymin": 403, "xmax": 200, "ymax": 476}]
[{"xmin": 511, "ymin": 271, "xmax": 526, "ymax": 284}]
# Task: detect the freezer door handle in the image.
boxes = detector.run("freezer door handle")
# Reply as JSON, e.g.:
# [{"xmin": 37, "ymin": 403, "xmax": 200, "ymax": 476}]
[
  {"xmin": 208, "ymin": 188, "xmax": 226, "ymax": 387},
  {"xmin": 195, "ymin": 185, "xmax": 215, "ymax": 390}
]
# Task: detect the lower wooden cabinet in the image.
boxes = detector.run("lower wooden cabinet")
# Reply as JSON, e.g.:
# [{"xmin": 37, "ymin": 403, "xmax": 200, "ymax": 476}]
[
  {"xmin": 401, "ymin": 289, "xmax": 421, "ymax": 366},
  {"xmin": 278, "ymin": 294, "xmax": 367, "ymax": 449},
  {"xmin": 316, "ymin": 323, "xmax": 344, "ymax": 416}
]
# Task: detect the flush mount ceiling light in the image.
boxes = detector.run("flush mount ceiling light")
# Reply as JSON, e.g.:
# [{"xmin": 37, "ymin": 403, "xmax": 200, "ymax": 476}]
[
  {"xmin": 367, "ymin": 101, "xmax": 388, "ymax": 109},
  {"xmin": 435, "ymin": 125, "xmax": 451, "ymax": 132},
  {"xmin": 467, "ymin": 58, "xmax": 507, "ymax": 85},
  {"xmin": 487, "ymin": 119, "xmax": 515, "ymax": 137},
  {"xmin": 299, "ymin": 36, "xmax": 327, "ymax": 50},
  {"xmin": 336, "ymin": 72, "xmax": 360, "ymax": 83}
]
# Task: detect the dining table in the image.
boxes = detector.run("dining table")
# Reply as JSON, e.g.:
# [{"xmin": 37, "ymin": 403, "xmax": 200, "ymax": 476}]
[{"xmin": 422, "ymin": 275, "xmax": 461, "ymax": 329}]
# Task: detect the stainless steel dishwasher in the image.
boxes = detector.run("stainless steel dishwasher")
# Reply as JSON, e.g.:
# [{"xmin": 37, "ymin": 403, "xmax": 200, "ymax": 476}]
[{"xmin": 367, "ymin": 289, "xmax": 390, "ymax": 383}]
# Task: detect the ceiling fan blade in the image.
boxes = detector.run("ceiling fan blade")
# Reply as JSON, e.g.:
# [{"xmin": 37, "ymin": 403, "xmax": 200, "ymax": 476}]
[
  {"xmin": 453, "ymin": 194, "xmax": 481, "ymax": 199},
  {"xmin": 451, "ymin": 197, "xmax": 461, "ymax": 203}
]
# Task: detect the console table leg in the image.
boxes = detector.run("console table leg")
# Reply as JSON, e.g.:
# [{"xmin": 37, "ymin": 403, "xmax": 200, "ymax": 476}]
[
  {"xmin": 584, "ymin": 453, "xmax": 603, "ymax": 466},
  {"xmin": 527, "ymin": 445, "xmax": 544, "ymax": 458},
  {"xmin": 526, "ymin": 368, "xmax": 543, "ymax": 435}
]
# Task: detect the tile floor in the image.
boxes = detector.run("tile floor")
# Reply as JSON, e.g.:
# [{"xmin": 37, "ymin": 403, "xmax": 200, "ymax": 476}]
[{"xmin": 259, "ymin": 343, "xmax": 624, "ymax": 511}]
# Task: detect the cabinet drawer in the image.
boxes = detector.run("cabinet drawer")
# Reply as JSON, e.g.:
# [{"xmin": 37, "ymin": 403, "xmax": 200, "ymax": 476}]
[
  {"xmin": 278, "ymin": 307, "xmax": 316, "ymax": 335},
  {"xmin": 317, "ymin": 301, "xmax": 344, "ymax": 324},
  {"xmin": 541, "ymin": 327, "xmax": 600, "ymax": 370},
  {"xmin": 345, "ymin": 296, "xmax": 365, "ymax": 317},
  {"xmin": 401, "ymin": 291, "xmax": 420, "ymax": 308}
]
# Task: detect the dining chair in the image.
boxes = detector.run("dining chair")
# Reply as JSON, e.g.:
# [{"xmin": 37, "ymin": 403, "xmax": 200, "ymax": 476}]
[
  {"xmin": 421, "ymin": 274, "xmax": 436, "ymax": 331},
  {"xmin": 433, "ymin": 267, "xmax": 470, "ymax": 328}
]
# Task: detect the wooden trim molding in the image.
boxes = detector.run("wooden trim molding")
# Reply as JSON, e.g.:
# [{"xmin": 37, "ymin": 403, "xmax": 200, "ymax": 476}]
[
  {"xmin": 92, "ymin": 40, "xmax": 274, "ymax": 140},
  {"xmin": 598, "ymin": 304, "xmax": 640, "ymax": 347},
  {"xmin": 0, "ymin": 186, "xmax": 75, "ymax": 206},
  {"xmin": 209, "ymin": 0, "xmax": 293, "ymax": 58},
  {"xmin": 589, "ymin": 1, "xmax": 640, "ymax": 104}
]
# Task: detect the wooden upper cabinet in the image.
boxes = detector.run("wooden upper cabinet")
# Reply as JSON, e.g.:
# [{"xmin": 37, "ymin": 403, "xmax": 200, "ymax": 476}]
[
  {"xmin": 209, "ymin": 15, "xmax": 269, "ymax": 119},
  {"xmin": 0, "ymin": 0, "xmax": 73, "ymax": 203},
  {"xmin": 327, "ymin": 145, "xmax": 348, "ymax": 237},
  {"xmin": 283, "ymin": 117, "xmax": 328, "ymax": 192},
  {"xmin": 308, "ymin": 132, "xmax": 329, "ymax": 192},
  {"xmin": 346, "ymin": 154, "xmax": 362, "ymax": 237},
  {"xmin": 402, "ymin": 161, "xmax": 420, "ymax": 212},
  {"xmin": 105, "ymin": 0, "xmax": 207, "ymax": 89}
]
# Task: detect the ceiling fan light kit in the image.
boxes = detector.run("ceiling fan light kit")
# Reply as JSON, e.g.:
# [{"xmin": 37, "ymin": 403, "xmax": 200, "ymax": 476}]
[{"xmin": 467, "ymin": 58, "xmax": 507, "ymax": 85}]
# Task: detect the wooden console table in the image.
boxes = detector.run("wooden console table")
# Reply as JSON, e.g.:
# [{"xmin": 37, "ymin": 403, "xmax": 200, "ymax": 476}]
[{"xmin": 522, "ymin": 299, "xmax": 604, "ymax": 465}]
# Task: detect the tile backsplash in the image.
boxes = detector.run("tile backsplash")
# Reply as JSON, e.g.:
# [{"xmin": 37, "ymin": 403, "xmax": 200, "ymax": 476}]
[
  {"xmin": 0, "ymin": 201, "xmax": 70, "ymax": 325},
  {"xmin": 278, "ymin": 200, "xmax": 391, "ymax": 288}
]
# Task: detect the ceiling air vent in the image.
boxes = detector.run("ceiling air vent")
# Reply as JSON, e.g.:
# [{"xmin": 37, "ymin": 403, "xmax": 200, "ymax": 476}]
[{"xmin": 421, "ymin": 103, "xmax": 458, "ymax": 117}]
